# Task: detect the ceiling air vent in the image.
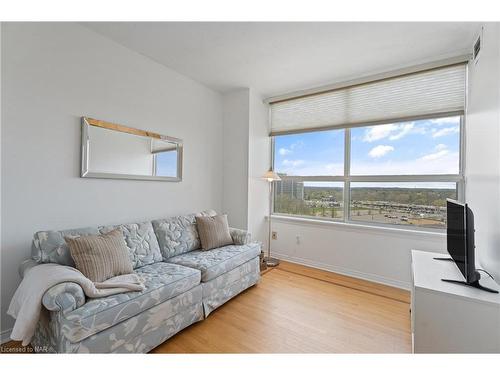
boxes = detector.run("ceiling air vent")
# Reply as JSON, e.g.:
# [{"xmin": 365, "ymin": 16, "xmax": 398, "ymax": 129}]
[{"xmin": 473, "ymin": 28, "xmax": 483, "ymax": 63}]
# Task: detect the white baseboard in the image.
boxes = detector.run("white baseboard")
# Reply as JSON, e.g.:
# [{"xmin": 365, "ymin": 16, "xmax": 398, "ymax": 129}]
[
  {"xmin": 273, "ymin": 252, "xmax": 411, "ymax": 291},
  {"xmin": 1, "ymin": 328, "xmax": 12, "ymax": 345}
]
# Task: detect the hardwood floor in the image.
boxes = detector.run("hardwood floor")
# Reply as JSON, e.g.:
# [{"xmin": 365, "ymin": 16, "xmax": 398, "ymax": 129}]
[
  {"xmin": 151, "ymin": 262, "xmax": 412, "ymax": 353},
  {"xmin": 276, "ymin": 261, "xmax": 410, "ymax": 303},
  {"xmin": 1, "ymin": 261, "xmax": 412, "ymax": 353}
]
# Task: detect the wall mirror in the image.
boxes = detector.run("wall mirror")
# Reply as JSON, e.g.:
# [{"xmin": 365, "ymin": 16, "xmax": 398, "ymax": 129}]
[{"xmin": 81, "ymin": 117, "xmax": 183, "ymax": 181}]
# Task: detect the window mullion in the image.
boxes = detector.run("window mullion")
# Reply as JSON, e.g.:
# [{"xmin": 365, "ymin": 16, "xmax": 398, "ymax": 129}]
[
  {"xmin": 459, "ymin": 114, "xmax": 466, "ymax": 202},
  {"xmin": 344, "ymin": 128, "xmax": 351, "ymax": 222},
  {"xmin": 349, "ymin": 175, "xmax": 462, "ymax": 183}
]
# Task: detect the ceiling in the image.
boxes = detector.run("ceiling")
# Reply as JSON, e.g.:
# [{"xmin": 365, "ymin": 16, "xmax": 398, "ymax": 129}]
[{"xmin": 83, "ymin": 22, "xmax": 480, "ymax": 98}]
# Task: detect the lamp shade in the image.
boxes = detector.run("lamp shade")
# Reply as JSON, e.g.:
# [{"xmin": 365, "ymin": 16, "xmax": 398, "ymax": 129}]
[{"xmin": 262, "ymin": 170, "xmax": 281, "ymax": 182}]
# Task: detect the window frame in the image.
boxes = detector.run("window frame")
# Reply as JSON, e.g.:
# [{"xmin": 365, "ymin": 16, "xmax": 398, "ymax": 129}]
[{"xmin": 271, "ymin": 114, "xmax": 465, "ymax": 232}]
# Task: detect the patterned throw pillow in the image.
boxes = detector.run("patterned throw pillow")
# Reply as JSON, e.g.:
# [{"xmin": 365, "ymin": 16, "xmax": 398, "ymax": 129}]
[
  {"xmin": 195, "ymin": 214, "xmax": 234, "ymax": 251},
  {"xmin": 98, "ymin": 221, "xmax": 162, "ymax": 268},
  {"xmin": 65, "ymin": 228, "xmax": 133, "ymax": 282}
]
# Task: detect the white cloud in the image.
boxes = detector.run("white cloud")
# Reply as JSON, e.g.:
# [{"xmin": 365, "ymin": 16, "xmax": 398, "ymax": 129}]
[
  {"xmin": 277, "ymin": 141, "xmax": 304, "ymax": 156},
  {"xmin": 419, "ymin": 150, "xmax": 449, "ymax": 161},
  {"xmin": 277, "ymin": 161, "xmax": 344, "ymax": 176},
  {"xmin": 432, "ymin": 126, "xmax": 459, "ymax": 138},
  {"xmin": 280, "ymin": 150, "xmax": 459, "ymax": 177},
  {"xmin": 278, "ymin": 148, "xmax": 291, "ymax": 156},
  {"xmin": 361, "ymin": 118, "xmax": 459, "ymax": 143},
  {"xmin": 363, "ymin": 122, "xmax": 416, "ymax": 142},
  {"xmin": 418, "ymin": 144, "xmax": 449, "ymax": 161},
  {"xmin": 429, "ymin": 116, "xmax": 460, "ymax": 126},
  {"xmin": 282, "ymin": 159, "xmax": 305, "ymax": 168},
  {"xmin": 351, "ymin": 151, "xmax": 459, "ymax": 175},
  {"xmin": 363, "ymin": 124, "xmax": 398, "ymax": 142},
  {"xmin": 389, "ymin": 123, "xmax": 414, "ymax": 140},
  {"xmin": 291, "ymin": 141, "xmax": 304, "ymax": 149},
  {"xmin": 350, "ymin": 143, "xmax": 458, "ymax": 175},
  {"xmin": 368, "ymin": 145, "xmax": 394, "ymax": 158}
]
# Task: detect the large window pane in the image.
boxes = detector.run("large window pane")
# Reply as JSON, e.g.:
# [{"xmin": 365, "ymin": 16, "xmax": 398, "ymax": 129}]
[
  {"xmin": 349, "ymin": 182, "xmax": 457, "ymax": 229},
  {"xmin": 274, "ymin": 181, "xmax": 344, "ymax": 220},
  {"xmin": 274, "ymin": 129, "xmax": 344, "ymax": 176},
  {"xmin": 350, "ymin": 116, "xmax": 460, "ymax": 175},
  {"xmin": 271, "ymin": 114, "xmax": 463, "ymax": 231}
]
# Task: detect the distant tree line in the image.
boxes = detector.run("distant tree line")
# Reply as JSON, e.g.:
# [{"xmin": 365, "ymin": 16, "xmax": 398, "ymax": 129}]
[{"xmin": 275, "ymin": 186, "xmax": 455, "ymax": 216}]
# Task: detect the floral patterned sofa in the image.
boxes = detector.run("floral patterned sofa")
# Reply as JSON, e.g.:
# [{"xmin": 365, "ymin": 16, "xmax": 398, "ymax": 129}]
[{"xmin": 19, "ymin": 210, "xmax": 261, "ymax": 353}]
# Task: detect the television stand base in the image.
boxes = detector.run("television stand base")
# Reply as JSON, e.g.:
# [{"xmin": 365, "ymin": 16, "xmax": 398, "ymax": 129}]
[{"xmin": 441, "ymin": 279, "xmax": 499, "ymax": 293}]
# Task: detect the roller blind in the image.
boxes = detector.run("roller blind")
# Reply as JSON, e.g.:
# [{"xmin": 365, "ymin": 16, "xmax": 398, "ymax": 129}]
[{"xmin": 270, "ymin": 64, "xmax": 466, "ymax": 135}]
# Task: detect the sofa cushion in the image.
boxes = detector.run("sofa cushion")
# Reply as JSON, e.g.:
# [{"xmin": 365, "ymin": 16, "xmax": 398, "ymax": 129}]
[
  {"xmin": 152, "ymin": 214, "xmax": 201, "ymax": 259},
  {"xmin": 152, "ymin": 210, "xmax": 219, "ymax": 260},
  {"xmin": 59, "ymin": 262, "xmax": 201, "ymax": 343},
  {"xmin": 32, "ymin": 227, "xmax": 100, "ymax": 266},
  {"xmin": 165, "ymin": 242, "xmax": 261, "ymax": 282},
  {"xmin": 99, "ymin": 221, "xmax": 162, "ymax": 269}
]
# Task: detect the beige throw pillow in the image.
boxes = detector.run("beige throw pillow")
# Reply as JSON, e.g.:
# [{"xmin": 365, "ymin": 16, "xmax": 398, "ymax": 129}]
[
  {"xmin": 65, "ymin": 228, "xmax": 133, "ymax": 282},
  {"xmin": 196, "ymin": 214, "xmax": 234, "ymax": 251}
]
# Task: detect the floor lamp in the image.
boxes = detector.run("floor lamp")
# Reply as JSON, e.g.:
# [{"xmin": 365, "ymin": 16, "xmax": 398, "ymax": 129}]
[{"xmin": 262, "ymin": 170, "xmax": 281, "ymax": 267}]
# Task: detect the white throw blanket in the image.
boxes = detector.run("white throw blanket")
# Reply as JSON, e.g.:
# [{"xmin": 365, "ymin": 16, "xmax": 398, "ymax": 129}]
[{"xmin": 8, "ymin": 263, "xmax": 145, "ymax": 346}]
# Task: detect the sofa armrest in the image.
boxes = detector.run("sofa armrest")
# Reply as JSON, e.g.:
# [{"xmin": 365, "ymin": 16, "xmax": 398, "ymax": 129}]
[
  {"xmin": 229, "ymin": 227, "xmax": 251, "ymax": 245},
  {"xmin": 42, "ymin": 282, "xmax": 86, "ymax": 314},
  {"xmin": 19, "ymin": 259, "xmax": 39, "ymax": 278}
]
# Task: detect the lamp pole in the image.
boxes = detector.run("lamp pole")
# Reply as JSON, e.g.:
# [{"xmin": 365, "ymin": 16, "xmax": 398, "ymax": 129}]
[
  {"xmin": 263, "ymin": 170, "xmax": 280, "ymax": 267},
  {"xmin": 268, "ymin": 180, "xmax": 273, "ymax": 261}
]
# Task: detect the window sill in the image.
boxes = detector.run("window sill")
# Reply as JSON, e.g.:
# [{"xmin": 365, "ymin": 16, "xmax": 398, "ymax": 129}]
[{"xmin": 269, "ymin": 214, "xmax": 446, "ymax": 238}]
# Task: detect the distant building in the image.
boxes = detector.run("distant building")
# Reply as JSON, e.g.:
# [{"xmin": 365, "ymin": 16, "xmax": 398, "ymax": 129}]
[{"xmin": 274, "ymin": 174, "xmax": 304, "ymax": 200}]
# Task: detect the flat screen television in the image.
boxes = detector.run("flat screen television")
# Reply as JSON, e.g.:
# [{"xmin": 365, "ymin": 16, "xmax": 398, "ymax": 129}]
[
  {"xmin": 443, "ymin": 199, "xmax": 498, "ymax": 293},
  {"xmin": 446, "ymin": 199, "xmax": 478, "ymax": 283}
]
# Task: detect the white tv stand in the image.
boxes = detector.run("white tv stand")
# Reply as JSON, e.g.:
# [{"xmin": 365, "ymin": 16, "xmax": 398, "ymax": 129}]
[{"xmin": 411, "ymin": 250, "xmax": 500, "ymax": 353}]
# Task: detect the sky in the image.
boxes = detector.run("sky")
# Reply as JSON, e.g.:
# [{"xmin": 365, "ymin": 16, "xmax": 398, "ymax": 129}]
[
  {"xmin": 156, "ymin": 150, "xmax": 178, "ymax": 177},
  {"xmin": 274, "ymin": 116, "xmax": 460, "ymax": 189}
]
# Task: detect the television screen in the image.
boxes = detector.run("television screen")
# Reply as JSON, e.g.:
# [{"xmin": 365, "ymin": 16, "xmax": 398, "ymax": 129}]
[{"xmin": 447, "ymin": 199, "xmax": 467, "ymax": 280}]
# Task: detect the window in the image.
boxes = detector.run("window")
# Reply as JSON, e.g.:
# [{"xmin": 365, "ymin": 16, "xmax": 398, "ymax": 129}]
[
  {"xmin": 274, "ymin": 129, "xmax": 344, "ymax": 176},
  {"xmin": 272, "ymin": 116, "xmax": 464, "ymax": 230},
  {"xmin": 350, "ymin": 117, "xmax": 460, "ymax": 175},
  {"xmin": 274, "ymin": 129, "xmax": 345, "ymax": 220},
  {"xmin": 274, "ymin": 181, "xmax": 344, "ymax": 220},
  {"xmin": 349, "ymin": 182, "xmax": 457, "ymax": 229}
]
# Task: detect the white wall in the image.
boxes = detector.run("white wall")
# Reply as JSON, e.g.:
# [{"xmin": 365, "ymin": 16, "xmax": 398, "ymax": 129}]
[
  {"xmin": 221, "ymin": 88, "xmax": 270, "ymax": 244},
  {"xmin": 221, "ymin": 89, "xmax": 250, "ymax": 230},
  {"xmin": 1, "ymin": 23, "xmax": 224, "ymax": 338},
  {"xmin": 247, "ymin": 89, "xmax": 271, "ymax": 246},
  {"xmin": 466, "ymin": 23, "xmax": 500, "ymax": 281},
  {"xmin": 271, "ymin": 218, "xmax": 445, "ymax": 289}
]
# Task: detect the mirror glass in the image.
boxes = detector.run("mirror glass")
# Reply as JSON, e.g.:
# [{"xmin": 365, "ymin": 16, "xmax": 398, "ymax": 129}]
[{"xmin": 81, "ymin": 117, "xmax": 182, "ymax": 181}]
